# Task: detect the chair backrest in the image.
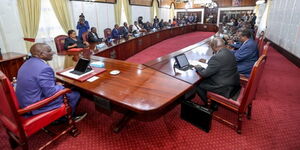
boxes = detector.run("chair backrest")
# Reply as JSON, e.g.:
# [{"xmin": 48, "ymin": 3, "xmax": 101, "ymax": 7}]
[
  {"xmin": 240, "ymin": 55, "xmax": 267, "ymax": 112},
  {"xmin": 0, "ymin": 71, "xmax": 24, "ymax": 137},
  {"xmin": 258, "ymin": 38, "xmax": 265, "ymax": 56},
  {"xmin": 119, "ymin": 26, "xmax": 124, "ymax": 34},
  {"xmin": 54, "ymin": 35, "xmax": 68, "ymax": 53},
  {"xmin": 104, "ymin": 28, "xmax": 112, "ymax": 38},
  {"xmin": 262, "ymin": 42, "xmax": 270, "ymax": 56},
  {"xmin": 82, "ymin": 32, "xmax": 89, "ymax": 43}
]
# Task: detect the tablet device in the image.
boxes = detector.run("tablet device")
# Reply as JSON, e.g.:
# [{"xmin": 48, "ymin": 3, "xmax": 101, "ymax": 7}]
[
  {"xmin": 174, "ymin": 54, "xmax": 194, "ymax": 71},
  {"xmin": 70, "ymin": 58, "xmax": 92, "ymax": 75}
]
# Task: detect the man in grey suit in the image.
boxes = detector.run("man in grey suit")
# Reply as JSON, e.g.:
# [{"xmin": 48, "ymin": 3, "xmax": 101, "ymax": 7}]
[{"xmin": 195, "ymin": 37, "xmax": 240, "ymax": 108}]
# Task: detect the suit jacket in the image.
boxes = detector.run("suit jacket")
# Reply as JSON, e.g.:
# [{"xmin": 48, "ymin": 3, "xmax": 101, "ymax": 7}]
[
  {"xmin": 64, "ymin": 37, "xmax": 85, "ymax": 50},
  {"xmin": 87, "ymin": 32, "xmax": 102, "ymax": 42},
  {"xmin": 112, "ymin": 28, "xmax": 121, "ymax": 39},
  {"xmin": 195, "ymin": 48, "xmax": 240, "ymax": 98},
  {"xmin": 120, "ymin": 26, "xmax": 129, "ymax": 37},
  {"xmin": 16, "ymin": 57, "xmax": 65, "ymax": 116},
  {"xmin": 233, "ymin": 39, "xmax": 259, "ymax": 77}
]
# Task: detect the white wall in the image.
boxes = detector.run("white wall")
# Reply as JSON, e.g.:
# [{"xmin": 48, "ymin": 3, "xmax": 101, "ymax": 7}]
[
  {"xmin": 70, "ymin": 1, "xmax": 115, "ymax": 37},
  {"xmin": 0, "ymin": 0, "xmax": 26, "ymax": 54},
  {"xmin": 266, "ymin": 0, "xmax": 300, "ymax": 58},
  {"xmin": 131, "ymin": 6, "xmax": 151, "ymax": 23},
  {"xmin": 159, "ymin": 8, "xmax": 170, "ymax": 21}
]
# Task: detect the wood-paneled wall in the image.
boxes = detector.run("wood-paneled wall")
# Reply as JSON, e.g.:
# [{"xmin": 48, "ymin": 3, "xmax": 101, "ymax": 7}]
[{"xmin": 71, "ymin": 0, "xmax": 256, "ymax": 7}]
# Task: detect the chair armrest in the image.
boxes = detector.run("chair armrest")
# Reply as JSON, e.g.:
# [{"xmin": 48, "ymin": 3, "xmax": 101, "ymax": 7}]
[
  {"xmin": 18, "ymin": 88, "xmax": 72, "ymax": 115},
  {"xmin": 240, "ymin": 74, "xmax": 249, "ymax": 86}
]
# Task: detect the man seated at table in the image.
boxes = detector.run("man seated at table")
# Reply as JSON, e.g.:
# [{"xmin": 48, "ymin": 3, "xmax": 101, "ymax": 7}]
[
  {"xmin": 64, "ymin": 29, "xmax": 89, "ymax": 50},
  {"xmin": 112, "ymin": 24, "xmax": 122, "ymax": 39},
  {"xmin": 87, "ymin": 27, "xmax": 102, "ymax": 43},
  {"xmin": 144, "ymin": 22, "xmax": 153, "ymax": 32},
  {"xmin": 232, "ymin": 29, "xmax": 258, "ymax": 77},
  {"xmin": 120, "ymin": 22, "xmax": 131, "ymax": 38},
  {"xmin": 16, "ymin": 43, "xmax": 87, "ymax": 122},
  {"xmin": 132, "ymin": 21, "xmax": 146, "ymax": 34},
  {"xmin": 195, "ymin": 37, "xmax": 240, "ymax": 109}
]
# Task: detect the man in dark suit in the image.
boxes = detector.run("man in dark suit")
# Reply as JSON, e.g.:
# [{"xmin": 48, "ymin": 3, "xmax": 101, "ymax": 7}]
[
  {"xmin": 112, "ymin": 24, "xmax": 121, "ymax": 39},
  {"xmin": 233, "ymin": 29, "xmax": 259, "ymax": 77},
  {"xmin": 87, "ymin": 27, "xmax": 102, "ymax": 43},
  {"xmin": 120, "ymin": 22, "xmax": 130, "ymax": 38},
  {"xmin": 195, "ymin": 37, "xmax": 240, "ymax": 107},
  {"xmin": 16, "ymin": 43, "xmax": 87, "ymax": 122}
]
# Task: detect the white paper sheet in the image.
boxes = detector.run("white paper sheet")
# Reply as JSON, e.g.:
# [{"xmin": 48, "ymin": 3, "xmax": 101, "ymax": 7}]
[{"xmin": 60, "ymin": 69, "xmax": 94, "ymax": 79}]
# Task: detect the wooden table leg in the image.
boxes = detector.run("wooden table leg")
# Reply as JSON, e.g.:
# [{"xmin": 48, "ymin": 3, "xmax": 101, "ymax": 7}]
[{"xmin": 113, "ymin": 112, "xmax": 134, "ymax": 133}]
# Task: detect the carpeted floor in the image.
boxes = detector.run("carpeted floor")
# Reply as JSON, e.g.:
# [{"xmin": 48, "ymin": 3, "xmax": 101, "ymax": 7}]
[
  {"xmin": 1, "ymin": 33, "xmax": 300, "ymax": 150},
  {"xmin": 126, "ymin": 31, "xmax": 215, "ymax": 64}
]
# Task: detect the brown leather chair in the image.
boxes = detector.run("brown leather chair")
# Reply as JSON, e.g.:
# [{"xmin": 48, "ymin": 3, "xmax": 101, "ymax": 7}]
[
  {"xmin": 82, "ymin": 32, "xmax": 89, "ymax": 43},
  {"xmin": 207, "ymin": 55, "xmax": 267, "ymax": 134},
  {"xmin": 103, "ymin": 28, "xmax": 112, "ymax": 39},
  {"xmin": 54, "ymin": 35, "xmax": 68, "ymax": 53},
  {"xmin": 0, "ymin": 71, "xmax": 80, "ymax": 149}
]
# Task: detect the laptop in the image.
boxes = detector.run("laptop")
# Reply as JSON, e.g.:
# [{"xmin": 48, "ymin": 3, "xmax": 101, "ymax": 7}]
[
  {"xmin": 174, "ymin": 54, "xmax": 194, "ymax": 71},
  {"xmin": 70, "ymin": 58, "xmax": 92, "ymax": 75}
]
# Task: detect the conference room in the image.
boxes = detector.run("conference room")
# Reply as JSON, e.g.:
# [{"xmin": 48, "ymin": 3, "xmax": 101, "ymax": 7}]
[{"xmin": 0, "ymin": 0, "xmax": 300, "ymax": 149}]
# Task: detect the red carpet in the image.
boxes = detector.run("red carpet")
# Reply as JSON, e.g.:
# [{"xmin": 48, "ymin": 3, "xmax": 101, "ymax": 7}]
[
  {"xmin": 126, "ymin": 31, "xmax": 215, "ymax": 64},
  {"xmin": 1, "ymin": 43, "xmax": 300, "ymax": 149}
]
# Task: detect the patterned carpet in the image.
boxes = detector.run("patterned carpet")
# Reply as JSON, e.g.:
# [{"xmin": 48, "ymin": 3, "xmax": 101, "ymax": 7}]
[{"xmin": 1, "ymin": 34, "xmax": 300, "ymax": 150}]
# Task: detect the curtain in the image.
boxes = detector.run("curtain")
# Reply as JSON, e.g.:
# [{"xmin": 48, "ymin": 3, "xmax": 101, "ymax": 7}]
[
  {"xmin": 114, "ymin": 0, "xmax": 132, "ymax": 25},
  {"xmin": 258, "ymin": 0, "xmax": 272, "ymax": 37},
  {"xmin": 123, "ymin": 0, "xmax": 132, "ymax": 25},
  {"xmin": 17, "ymin": 0, "xmax": 41, "ymax": 52},
  {"xmin": 169, "ymin": 3, "xmax": 175, "ymax": 20},
  {"xmin": 50, "ymin": 0, "xmax": 73, "ymax": 33},
  {"xmin": 114, "ymin": 0, "xmax": 122, "ymax": 25},
  {"xmin": 151, "ymin": 0, "xmax": 159, "ymax": 22}
]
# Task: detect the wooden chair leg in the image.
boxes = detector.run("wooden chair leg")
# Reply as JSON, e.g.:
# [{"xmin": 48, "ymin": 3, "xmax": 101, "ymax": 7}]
[
  {"xmin": 67, "ymin": 114, "xmax": 80, "ymax": 137},
  {"xmin": 247, "ymin": 103, "xmax": 252, "ymax": 120},
  {"xmin": 237, "ymin": 113, "xmax": 243, "ymax": 134},
  {"xmin": 8, "ymin": 136, "xmax": 19, "ymax": 149},
  {"xmin": 21, "ymin": 143, "xmax": 29, "ymax": 150}
]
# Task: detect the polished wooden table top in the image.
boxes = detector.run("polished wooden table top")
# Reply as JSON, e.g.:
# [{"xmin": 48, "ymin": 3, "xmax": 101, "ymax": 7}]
[
  {"xmin": 144, "ymin": 38, "xmax": 214, "ymax": 85},
  {"xmin": 56, "ymin": 56, "xmax": 192, "ymax": 113},
  {"xmin": 0, "ymin": 52, "xmax": 27, "ymax": 63}
]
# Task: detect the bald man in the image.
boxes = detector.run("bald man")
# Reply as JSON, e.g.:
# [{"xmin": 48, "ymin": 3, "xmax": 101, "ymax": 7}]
[
  {"xmin": 195, "ymin": 38, "xmax": 240, "ymax": 108},
  {"xmin": 16, "ymin": 43, "xmax": 86, "ymax": 122}
]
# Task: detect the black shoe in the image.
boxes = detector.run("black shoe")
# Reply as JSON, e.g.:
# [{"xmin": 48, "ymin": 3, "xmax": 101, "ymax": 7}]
[{"xmin": 73, "ymin": 113, "xmax": 87, "ymax": 123}]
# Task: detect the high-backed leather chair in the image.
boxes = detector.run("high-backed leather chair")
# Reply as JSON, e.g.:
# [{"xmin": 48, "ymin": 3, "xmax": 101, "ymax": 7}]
[
  {"xmin": 103, "ymin": 28, "xmax": 112, "ymax": 39},
  {"xmin": 207, "ymin": 55, "xmax": 267, "ymax": 134},
  {"xmin": 54, "ymin": 35, "xmax": 68, "ymax": 53},
  {"xmin": 0, "ymin": 71, "xmax": 80, "ymax": 149},
  {"xmin": 82, "ymin": 32, "xmax": 89, "ymax": 43}
]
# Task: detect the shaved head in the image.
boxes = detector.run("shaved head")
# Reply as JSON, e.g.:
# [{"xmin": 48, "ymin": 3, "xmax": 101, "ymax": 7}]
[
  {"xmin": 210, "ymin": 37, "xmax": 225, "ymax": 52},
  {"xmin": 30, "ymin": 43, "xmax": 54, "ymax": 61}
]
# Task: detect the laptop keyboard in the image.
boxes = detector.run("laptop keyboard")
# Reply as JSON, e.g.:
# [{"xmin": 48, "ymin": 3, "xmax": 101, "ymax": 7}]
[{"xmin": 70, "ymin": 68, "xmax": 92, "ymax": 75}]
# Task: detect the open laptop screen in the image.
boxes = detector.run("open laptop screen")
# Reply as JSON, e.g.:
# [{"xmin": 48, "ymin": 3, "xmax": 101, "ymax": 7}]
[
  {"xmin": 74, "ymin": 58, "xmax": 90, "ymax": 73},
  {"xmin": 175, "ymin": 54, "xmax": 190, "ymax": 68}
]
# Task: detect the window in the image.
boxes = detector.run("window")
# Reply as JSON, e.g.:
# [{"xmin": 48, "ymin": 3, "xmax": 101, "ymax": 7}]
[{"xmin": 36, "ymin": 0, "xmax": 65, "ymax": 39}]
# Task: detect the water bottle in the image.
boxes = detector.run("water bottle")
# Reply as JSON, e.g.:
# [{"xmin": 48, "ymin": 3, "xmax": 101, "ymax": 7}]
[{"xmin": 12, "ymin": 77, "xmax": 17, "ymax": 90}]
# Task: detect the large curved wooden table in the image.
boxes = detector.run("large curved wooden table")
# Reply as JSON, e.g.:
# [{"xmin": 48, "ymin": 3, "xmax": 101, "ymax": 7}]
[{"xmin": 56, "ymin": 24, "xmax": 218, "ymax": 132}]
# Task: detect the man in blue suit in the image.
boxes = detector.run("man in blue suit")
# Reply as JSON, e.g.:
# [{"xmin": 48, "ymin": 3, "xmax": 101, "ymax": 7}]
[
  {"xmin": 112, "ymin": 24, "xmax": 121, "ymax": 39},
  {"xmin": 232, "ymin": 30, "xmax": 259, "ymax": 77},
  {"xmin": 16, "ymin": 43, "xmax": 86, "ymax": 122}
]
